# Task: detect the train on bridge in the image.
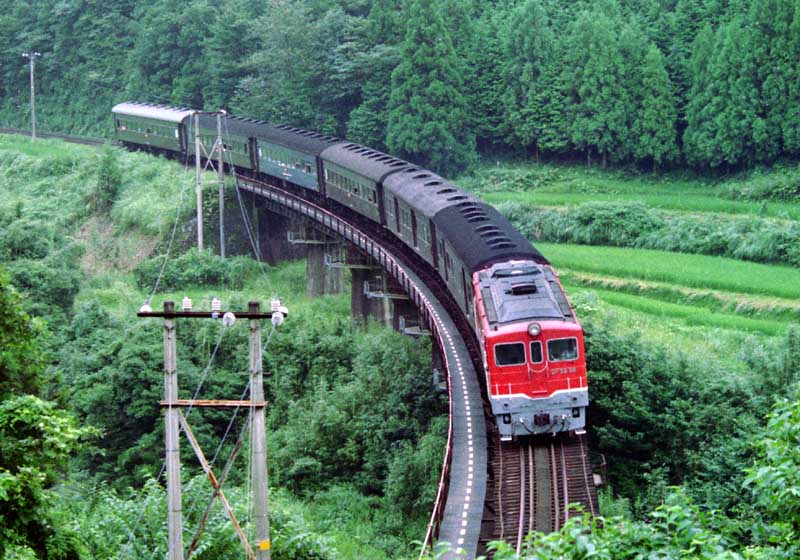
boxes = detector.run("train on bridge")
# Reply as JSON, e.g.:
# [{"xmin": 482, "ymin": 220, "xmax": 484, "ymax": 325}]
[{"xmin": 112, "ymin": 102, "xmax": 588, "ymax": 441}]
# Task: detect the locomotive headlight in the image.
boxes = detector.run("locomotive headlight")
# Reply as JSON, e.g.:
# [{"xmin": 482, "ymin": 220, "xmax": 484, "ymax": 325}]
[{"xmin": 527, "ymin": 322, "xmax": 541, "ymax": 337}]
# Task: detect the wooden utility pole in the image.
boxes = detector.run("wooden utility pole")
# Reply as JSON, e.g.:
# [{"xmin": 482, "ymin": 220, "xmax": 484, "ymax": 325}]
[
  {"xmin": 195, "ymin": 113, "xmax": 203, "ymax": 252},
  {"xmin": 21, "ymin": 52, "xmax": 41, "ymax": 139},
  {"xmin": 139, "ymin": 301, "xmax": 284, "ymax": 559},
  {"xmin": 249, "ymin": 301, "xmax": 271, "ymax": 558},
  {"xmin": 163, "ymin": 301, "xmax": 184, "ymax": 560},
  {"xmin": 217, "ymin": 112, "xmax": 226, "ymax": 259}
]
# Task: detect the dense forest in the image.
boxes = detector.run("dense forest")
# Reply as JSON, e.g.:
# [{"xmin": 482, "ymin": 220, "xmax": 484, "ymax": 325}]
[{"xmin": 2, "ymin": 0, "xmax": 800, "ymax": 175}]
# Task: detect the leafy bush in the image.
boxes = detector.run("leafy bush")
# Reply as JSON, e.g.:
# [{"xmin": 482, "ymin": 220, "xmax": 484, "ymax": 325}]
[
  {"xmin": 133, "ymin": 249, "xmax": 259, "ymax": 291},
  {"xmin": 582, "ymin": 316, "xmax": 800, "ymax": 513},
  {"xmin": 720, "ymin": 164, "xmax": 800, "ymax": 201},
  {"xmin": 499, "ymin": 201, "xmax": 800, "ymax": 267}
]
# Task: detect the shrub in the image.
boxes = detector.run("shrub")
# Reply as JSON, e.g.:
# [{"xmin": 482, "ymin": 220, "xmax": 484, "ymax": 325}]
[
  {"xmin": 498, "ymin": 201, "xmax": 800, "ymax": 267},
  {"xmin": 133, "ymin": 249, "xmax": 258, "ymax": 290}
]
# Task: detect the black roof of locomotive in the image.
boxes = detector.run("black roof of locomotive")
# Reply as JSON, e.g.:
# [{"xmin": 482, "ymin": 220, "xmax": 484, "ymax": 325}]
[
  {"xmin": 321, "ymin": 142, "xmax": 414, "ymax": 182},
  {"xmin": 195, "ymin": 113, "xmax": 342, "ymax": 155},
  {"xmin": 433, "ymin": 201, "xmax": 548, "ymax": 273}
]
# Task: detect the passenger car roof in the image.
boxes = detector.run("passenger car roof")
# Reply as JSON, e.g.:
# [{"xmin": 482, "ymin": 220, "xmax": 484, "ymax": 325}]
[
  {"xmin": 433, "ymin": 202, "xmax": 548, "ymax": 273},
  {"xmin": 383, "ymin": 167, "xmax": 481, "ymax": 219},
  {"xmin": 321, "ymin": 142, "xmax": 413, "ymax": 182},
  {"xmin": 112, "ymin": 102, "xmax": 194, "ymax": 124}
]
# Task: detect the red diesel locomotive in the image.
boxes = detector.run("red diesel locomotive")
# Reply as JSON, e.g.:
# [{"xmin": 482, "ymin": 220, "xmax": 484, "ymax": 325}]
[{"xmin": 474, "ymin": 260, "xmax": 587, "ymax": 440}]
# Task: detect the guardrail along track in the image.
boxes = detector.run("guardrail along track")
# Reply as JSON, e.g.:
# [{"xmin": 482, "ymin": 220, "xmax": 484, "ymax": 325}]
[{"xmin": 486, "ymin": 431, "xmax": 596, "ymax": 554}]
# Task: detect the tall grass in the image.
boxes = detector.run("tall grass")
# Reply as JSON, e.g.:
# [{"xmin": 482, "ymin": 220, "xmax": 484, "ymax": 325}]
[{"xmin": 541, "ymin": 242, "xmax": 800, "ymax": 299}]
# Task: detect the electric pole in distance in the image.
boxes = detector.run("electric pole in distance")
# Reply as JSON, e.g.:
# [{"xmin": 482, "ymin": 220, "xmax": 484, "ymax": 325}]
[{"xmin": 21, "ymin": 52, "xmax": 41, "ymax": 139}]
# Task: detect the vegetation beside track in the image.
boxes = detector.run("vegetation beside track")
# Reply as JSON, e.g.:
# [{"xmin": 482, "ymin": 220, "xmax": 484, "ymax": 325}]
[
  {"xmin": 449, "ymin": 160, "xmax": 800, "ymax": 559},
  {"xmin": 0, "ymin": 135, "xmax": 443, "ymax": 559}
]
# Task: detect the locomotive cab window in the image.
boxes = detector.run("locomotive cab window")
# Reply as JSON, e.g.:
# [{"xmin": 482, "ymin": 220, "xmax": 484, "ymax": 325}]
[
  {"xmin": 495, "ymin": 343, "xmax": 526, "ymax": 366},
  {"xmin": 547, "ymin": 338, "xmax": 578, "ymax": 362},
  {"xmin": 530, "ymin": 341, "xmax": 543, "ymax": 363}
]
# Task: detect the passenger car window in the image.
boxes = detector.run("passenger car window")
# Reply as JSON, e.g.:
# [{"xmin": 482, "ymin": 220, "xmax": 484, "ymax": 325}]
[
  {"xmin": 495, "ymin": 343, "xmax": 525, "ymax": 366},
  {"xmin": 530, "ymin": 341, "xmax": 543, "ymax": 363},
  {"xmin": 547, "ymin": 338, "xmax": 578, "ymax": 362}
]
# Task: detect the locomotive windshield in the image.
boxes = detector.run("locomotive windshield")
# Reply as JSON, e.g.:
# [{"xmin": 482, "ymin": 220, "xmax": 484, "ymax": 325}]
[
  {"xmin": 495, "ymin": 343, "xmax": 525, "ymax": 366},
  {"xmin": 547, "ymin": 338, "xmax": 578, "ymax": 361}
]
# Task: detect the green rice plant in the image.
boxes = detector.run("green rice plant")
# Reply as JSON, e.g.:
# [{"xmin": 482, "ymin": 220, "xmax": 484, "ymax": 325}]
[
  {"xmin": 585, "ymin": 287, "xmax": 792, "ymax": 336},
  {"xmin": 480, "ymin": 191, "xmax": 800, "ymax": 220},
  {"xmin": 540, "ymin": 242, "xmax": 800, "ymax": 299},
  {"xmin": 561, "ymin": 271, "xmax": 800, "ymax": 322}
]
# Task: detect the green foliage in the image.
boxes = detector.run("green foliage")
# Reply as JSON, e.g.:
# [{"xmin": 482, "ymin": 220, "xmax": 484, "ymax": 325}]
[
  {"xmin": 744, "ymin": 383, "xmax": 800, "ymax": 546},
  {"xmin": 484, "ymin": 491, "xmax": 756, "ymax": 559},
  {"xmin": 89, "ymin": 147, "xmax": 122, "ymax": 213},
  {"xmin": 633, "ymin": 44, "xmax": 679, "ymax": 169},
  {"xmin": 133, "ymin": 249, "xmax": 259, "ymax": 291},
  {"xmin": 501, "ymin": 202, "xmax": 800, "ymax": 268},
  {"xmin": 0, "ymin": 395, "xmax": 93, "ymax": 559},
  {"xmin": 0, "ymin": 270, "xmax": 45, "ymax": 397},
  {"xmin": 386, "ymin": 0, "xmax": 477, "ymax": 176},
  {"xmin": 55, "ymin": 477, "xmax": 337, "ymax": 560}
]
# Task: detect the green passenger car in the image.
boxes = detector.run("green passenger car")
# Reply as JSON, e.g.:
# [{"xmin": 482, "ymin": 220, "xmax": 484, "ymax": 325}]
[{"xmin": 112, "ymin": 102, "xmax": 193, "ymax": 154}]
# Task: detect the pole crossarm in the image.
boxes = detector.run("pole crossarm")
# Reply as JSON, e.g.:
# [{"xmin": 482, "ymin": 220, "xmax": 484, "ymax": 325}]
[
  {"xmin": 159, "ymin": 399, "xmax": 267, "ymax": 408},
  {"xmin": 178, "ymin": 412, "xmax": 256, "ymax": 560}
]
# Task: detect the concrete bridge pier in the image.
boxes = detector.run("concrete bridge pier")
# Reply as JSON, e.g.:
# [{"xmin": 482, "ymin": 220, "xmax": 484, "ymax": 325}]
[
  {"xmin": 287, "ymin": 226, "xmax": 345, "ymax": 297},
  {"xmin": 254, "ymin": 202, "xmax": 301, "ymax": 265}
]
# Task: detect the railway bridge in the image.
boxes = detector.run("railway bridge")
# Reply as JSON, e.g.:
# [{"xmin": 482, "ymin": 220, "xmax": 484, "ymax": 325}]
[{"xmin": 233, "ymin": 173, "xmax": 599, "ymax": 558}]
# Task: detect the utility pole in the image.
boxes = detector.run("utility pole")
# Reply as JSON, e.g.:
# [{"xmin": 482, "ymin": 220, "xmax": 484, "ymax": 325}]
[
  {"xmin": 21, "ymin": 52, "xmax": 41, "ymax": 139},
  {"xmin": 163, "ymin": 301, "xmax": 184, "ymax": 560},
  {"xmin": 217, "ymin": 112, "xmax": 226, "ymax": 259},
  {"xmin": 249, "ymin": 301, "xmax": 271, "ymax": 558},
  {"xmin": 138, "ymin": 300, "xmax": 286, "ymax": 559},
  {"xmin": 195, "ymin": 113, "xmax": 203, "ymax": 252}
]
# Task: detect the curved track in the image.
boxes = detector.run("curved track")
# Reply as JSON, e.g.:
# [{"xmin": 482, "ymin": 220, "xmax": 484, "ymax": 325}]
[{"xmin": 235, "ymin": 176, "xmax": 488, "ymax": 559}]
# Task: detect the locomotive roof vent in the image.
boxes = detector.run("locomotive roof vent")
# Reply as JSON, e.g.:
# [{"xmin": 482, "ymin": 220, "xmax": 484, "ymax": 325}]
[{"xmin": 507, "ymin": 283, "xmax": 538, "ymax": 295}]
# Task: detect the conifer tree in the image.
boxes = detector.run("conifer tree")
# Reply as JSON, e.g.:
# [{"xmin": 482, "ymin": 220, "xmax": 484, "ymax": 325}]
[
  {"xmin": 386, "ymin": 0, "xmax": 476, "ymax": 176},
  {"xmin": 563, "ymin": 6, "xmax": 631, "ymax": 167},
  {"xmin": 465, "ymin": 6, "xmax": 509, "ymax": 150},
  {"xmin": 683, "ymin": 25, "xmax": 717, "ymax": 166},
  {"xmin": 633, "ymin": 44, "xmax": 679, "ymax": 170},
  {"xmin": 499, "ymin": 0, "xmax": 553, "ymax": 156},
  {"xmin": 784, "ymin": 7, "xmax": 800, "ymax": 155}
]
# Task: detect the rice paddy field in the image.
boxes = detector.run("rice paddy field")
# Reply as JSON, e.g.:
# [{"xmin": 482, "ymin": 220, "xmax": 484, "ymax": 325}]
[{"xmin": 460, "ymin": 161, "xmax": 800, "ymax": 374}]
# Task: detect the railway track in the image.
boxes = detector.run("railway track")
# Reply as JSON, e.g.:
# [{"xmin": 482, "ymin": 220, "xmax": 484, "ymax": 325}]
[
  {"xmin": 485, "ymin": 431, "xmax": 597, "ymax": 554},
  {"xmin": 0, "ymin": 126, "xmax": 106, "ymax": 146}
]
